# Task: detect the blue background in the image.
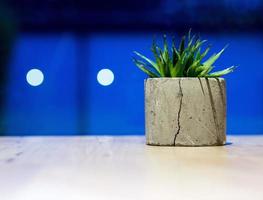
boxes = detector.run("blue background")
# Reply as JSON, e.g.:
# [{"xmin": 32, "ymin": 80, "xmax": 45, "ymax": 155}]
[
  {"xmin": 4, "ymin": 32, "xmax": 263, "ymax": 135},
  {"xmin": 1, "ymin": 1, "xmax": 263, "ymax": 135}
]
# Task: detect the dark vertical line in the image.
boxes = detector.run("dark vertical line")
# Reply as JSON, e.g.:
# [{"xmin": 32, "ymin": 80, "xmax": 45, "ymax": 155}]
[
  {"xmin": 206, "ymin": 78, "xmax": 220, "ymax": 143},
  {"xmin": 198, "ymin": 77, "xmax": 205, "ymax": 95},
  {"xmin": 173, "ymin": 79, "xmax": 183, "ymax": 145},
  {"xmin": 76, "ymin": 34, "xmax": 88, "ymax": 135},
  {"xmin": 216, "ymin": 78, "xmax": 225, "ymax": 106}
]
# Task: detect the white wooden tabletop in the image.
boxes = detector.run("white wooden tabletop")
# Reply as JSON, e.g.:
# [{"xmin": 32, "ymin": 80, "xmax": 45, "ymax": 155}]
[{"xmin": 0, "ymin": 136, "xmax": 263, "ymax": 200}]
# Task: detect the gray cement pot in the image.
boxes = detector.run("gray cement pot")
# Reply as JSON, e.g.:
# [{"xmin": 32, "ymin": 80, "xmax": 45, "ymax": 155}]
[{"xmin": 145, "ymin": 78, "xmax": 226, "ymax": 146}]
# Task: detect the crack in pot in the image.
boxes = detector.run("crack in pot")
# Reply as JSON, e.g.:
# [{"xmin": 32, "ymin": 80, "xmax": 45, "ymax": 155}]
[
  {"xmin": 198, "ymin": 78, "xmax": 205, "ymax": 95},
  {"xmin": 173, "ymin": 79, "xmax": 183, "ymax": 145},
  {"xmin": 206, "ymin": 78, "xmax": 221, "ymax": 144}
]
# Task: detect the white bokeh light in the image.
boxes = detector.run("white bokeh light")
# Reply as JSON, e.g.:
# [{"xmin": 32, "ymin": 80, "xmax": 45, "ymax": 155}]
[
  {"xmin": 97, "ymin": 69, "xmax": 114, "ymax": 86},
  {"xmin": 26, "ymin": 69, "xmax": 44, "ymax": 86}
]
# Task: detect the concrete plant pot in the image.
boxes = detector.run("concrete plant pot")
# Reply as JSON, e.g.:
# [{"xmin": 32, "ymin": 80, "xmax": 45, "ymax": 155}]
[{"xmin": 145, "ymin": 78, "xmax": 226, "ymax": 146}]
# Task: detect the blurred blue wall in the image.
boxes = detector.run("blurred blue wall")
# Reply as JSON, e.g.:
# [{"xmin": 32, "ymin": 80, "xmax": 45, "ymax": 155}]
[{"xmin": 4, "ymin": 32, "xmax": 263, "ymax": 135}]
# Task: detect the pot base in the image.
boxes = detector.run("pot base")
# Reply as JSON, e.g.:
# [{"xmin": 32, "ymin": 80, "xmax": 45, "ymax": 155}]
[{"xmin": 146, "ymin": 141, "xmax": 226, "ymax": 147}]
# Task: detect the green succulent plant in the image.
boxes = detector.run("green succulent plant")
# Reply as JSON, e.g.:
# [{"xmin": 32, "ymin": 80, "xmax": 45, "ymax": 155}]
[{"xmin": 132, "ymin": 31, "xmax": 236, "ymax": 78}]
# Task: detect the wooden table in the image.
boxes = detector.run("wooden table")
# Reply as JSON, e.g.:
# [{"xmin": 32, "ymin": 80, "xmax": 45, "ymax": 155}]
[{"xmin": 0, "ymin": 136, "xmax": 263, "ymax": 200}]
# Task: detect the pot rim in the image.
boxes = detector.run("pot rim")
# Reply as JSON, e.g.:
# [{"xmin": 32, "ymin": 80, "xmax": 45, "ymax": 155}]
[{"xmin": 145, "ymin": 77, "xmax": 225, "ymax": 81}]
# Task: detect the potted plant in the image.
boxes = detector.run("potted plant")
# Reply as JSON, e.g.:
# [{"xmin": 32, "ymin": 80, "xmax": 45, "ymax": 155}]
[{"xmin": 133, "ymin": 31, "xmax": 235, "ymax": 146}]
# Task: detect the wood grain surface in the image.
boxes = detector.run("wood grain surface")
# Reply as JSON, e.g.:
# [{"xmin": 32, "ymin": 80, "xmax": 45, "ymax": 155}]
[{"xmin": 0, "ymin": 136, "xmax": 263, "ymax": 200}]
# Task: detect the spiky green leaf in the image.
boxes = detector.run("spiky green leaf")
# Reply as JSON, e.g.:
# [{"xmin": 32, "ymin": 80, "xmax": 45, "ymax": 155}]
[
  {"xmin": 206, "ymin": 66, "xmax": 236, "ymax": 77},
  {"xmin": 132, "ymin": 31, "xmax": 235, "ymax": 78},
  {"xmin": 132, "ymin": 58, "xmax": 159, "ymax": 78},
  {"xmin": 203, "ymin": 46, "xmax": 227, "ymax": 67},
  {"xmin": 133, "ymin": 51, "xmax": 160, "ymax": 74}
]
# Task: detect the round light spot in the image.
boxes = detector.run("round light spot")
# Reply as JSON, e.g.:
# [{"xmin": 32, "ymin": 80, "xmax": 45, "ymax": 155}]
[
  {"xmin": 97, "ymin": 69, "xmax": 114, "ymax": 86},
  {"xmin": 26, "ymin": 69, "xmax": 44, "ymax": 86}
]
